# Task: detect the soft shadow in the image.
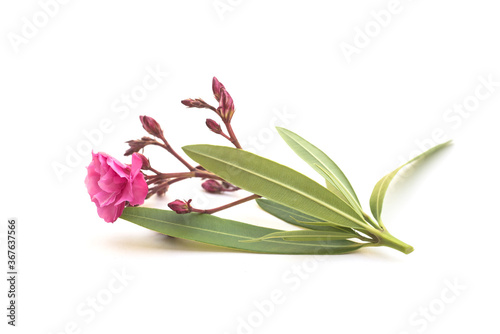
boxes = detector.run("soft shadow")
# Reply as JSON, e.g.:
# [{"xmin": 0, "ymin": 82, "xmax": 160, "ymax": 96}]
[
  {"xmin": 355, "ymin": 246, "xmax": 408, "ymax": 261},
  {"xmin": 106, "ymin": 232, "xmax": 241, "ymax": 253}
]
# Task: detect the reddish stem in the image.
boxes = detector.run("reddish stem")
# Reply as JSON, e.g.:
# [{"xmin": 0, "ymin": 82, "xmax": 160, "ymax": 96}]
[
  {"xmin": 191, "ymin": 194, "xmax": 261, "ymax": 214},
  {"xmin": 151, "ymin": 136, "xmax": 195, "ymax": 171},
  {"xmin": 224, "ymin": 122, "xmax": 242, "ymax": 149}
]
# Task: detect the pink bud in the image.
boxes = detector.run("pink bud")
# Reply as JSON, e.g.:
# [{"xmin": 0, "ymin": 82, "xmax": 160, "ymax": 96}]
[
  {"xmin": 168, "ymin": 199, "xmax": 192, "ymax": 214},
  {"xmin": 206, "ymin": 119, "xmax": 222, "ymax": 134},
  {"xmin": 202, "ymin": 180, "xmax": 222, "ymax": 193},
  {"xmin": 140, "ymin": 115, "xmax": 163, "ymax": 138},
  {"xmin": 217, "ymin": 88, "xmax": 235, "ymax": 123},
  {"xmin": 135, "ymin": 153, "xmax": 151, "ymax": 170},
  {"xmin": 212, "ymin": 77, "xmax": 225, "ymax": 102},
  {"xmin": 181, "ymin": 98, "xmax": 203, "ymax": 108}
]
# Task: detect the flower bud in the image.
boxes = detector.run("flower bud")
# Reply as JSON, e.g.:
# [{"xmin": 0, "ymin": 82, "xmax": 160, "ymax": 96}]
[
  {"xmin": 206, "ymin": 119, "xmax": 222, "ymax": 134},
  {"xmin": 212, "ymin": 77, "xmax": 225, "ymax": 102},
  {"xmin": 168, "ymin": 199, "xmax": 192, "ymax": 214},
  {"xmin": 125, "ymin": 139, "xmax": 147, "ymax": 156},
  {"xmin": 181, "ymin": 98, "xmax": 214, "ymax": 109},
  {"xmin": 217, "ymin": 88, "xmax": 235, "ymax": 123},
  {"xmin": 140, "ymin": 115, "xmax": 163, "ymax": 138},
  {"xmin": 202, "ymin": 180, "xmax": 222, "ymax": 193},
  {"xmin": 134, "ymin": 153, "xmax": 151, "ymax": 170}
]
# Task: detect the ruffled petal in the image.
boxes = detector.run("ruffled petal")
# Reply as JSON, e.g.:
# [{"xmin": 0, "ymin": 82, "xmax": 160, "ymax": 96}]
[
  {"xmin": 130, "ymin": 153, "xmax": 143, "ymax": 179},
  {"xmin": 96, "ymin": 202, "xmax": 126, "ymax": 223},
  {"xmin": 98, "ymin": 168, "xmax": 126, "ymax": 193},
  {"xmin": 107, "ymin": 155, "xmax": 129, "ymax": 178},
  {"xmin": 115, "ymin": 181, "xmax": 134, "ymax": 205},
  {"xmin": 92, "ymin": 189, "xmax": 118, "ymax": 207},
  {"xmin": 129, "ymin": 173, "xmax": 148, "ymax": 206},
  {"xmin": 84, "ymin": 161, "xmax": 101, "ymax": 198}
]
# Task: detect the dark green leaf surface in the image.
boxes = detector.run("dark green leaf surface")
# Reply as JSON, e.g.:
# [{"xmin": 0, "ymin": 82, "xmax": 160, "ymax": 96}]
[{"xmin": 182, "ymin": 144, "xmax": 368, "ymax": 230}]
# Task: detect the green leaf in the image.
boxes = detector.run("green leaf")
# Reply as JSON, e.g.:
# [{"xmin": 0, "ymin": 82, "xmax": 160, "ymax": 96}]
[
  {"xmin": 369, "ymin": 141, "xmax": 451, "ymax": 222},
  {"xmin": 256, "ymin": 198, "xmax": 358, "ymax": 236},
  {"xmin": 276, "ymin": 127, "xmax": 363, "ymax": 216},
  {"xmin": 120, "ymin": 207, "xmax": 364, "ymax": 254},
  {"xmin": 182, "ymin": 144, "xmax": 369, "ymax": 230},
  {"xmin": 242, "ymin": 230, "xmax": 360, "ymax": 242}
]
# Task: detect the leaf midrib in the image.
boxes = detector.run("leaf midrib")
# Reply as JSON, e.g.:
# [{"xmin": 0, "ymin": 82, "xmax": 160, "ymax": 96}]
[
  {"xmin": 190, "ymin": 148, "xmax": 367, "ymax": 228},
  {"xmin": 279, "ymin": 128, "xmax": 360, "ymax": 206}
]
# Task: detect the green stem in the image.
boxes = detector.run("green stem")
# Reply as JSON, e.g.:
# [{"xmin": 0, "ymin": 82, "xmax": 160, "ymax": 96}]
[{"xmin": 366, "ymin": 226, "xmax": 414, "ymax": 254}]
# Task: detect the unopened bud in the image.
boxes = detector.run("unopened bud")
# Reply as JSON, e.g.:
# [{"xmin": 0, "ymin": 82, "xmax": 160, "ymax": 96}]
[
  {"xmin": 168, "ymin": 199, "xmax": 192, "ymax": 214},
  {"xmin": 181, "ymin": 98, "xmax": 214, "ymax": 109},
  {"xmin": 217, "ymin": 88, "xmax": 235, "ymax": 123},
  {"xmin": 212, "ymin": 77, "xmax": 226, "ymax": 102},
  {"xmin": 206, "ymin": 119, "xmax": 222, "ymax": 134},
  {"xmin": 202, "ymin": 180, "xmax": 223, "ymax": 193},
  {"xmin": 125, "ymin": 139, "xmax": 149, "ymax": 156},
  {"xmin": 140, "ymin": 115, "xmax": 163, "ymax": 138},
  {"xmin": 135, "ymin": 153, "xmax": 151, "ymax": 170}
]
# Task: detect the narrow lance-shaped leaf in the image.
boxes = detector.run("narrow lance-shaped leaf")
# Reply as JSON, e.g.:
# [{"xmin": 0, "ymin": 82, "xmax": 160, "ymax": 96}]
[
  {"xmin": 120, "ymin": 207, "xmax": 365, "ymax": 254},
  {"xmin": 276, "ymin": 127, "xmax": 363, "ymax": 216},
  {"xmin": 242, "ymin": 230, "xmax": 361, "ymax": 243},
  {"xmin": 369, "ymin": 141, "xmax": 451, "ymax": 222},
  {"xmin": 256, "ymin": 198, "xmax": 359, "ymax": 236},
  {"xmin": 182, "ymin": 144, "xmax": 369, "ymax": 230}
]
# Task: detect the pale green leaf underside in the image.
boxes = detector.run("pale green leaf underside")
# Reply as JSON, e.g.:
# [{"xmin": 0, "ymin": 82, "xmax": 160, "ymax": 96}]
[
  {"xmin": 182, "ymin": 144, "xmax": 368, "ymax": 230},
  {"xmin": 256, "ymin": 198, "xmax": 358, "ymax": 236},
  {"xmin": 120, "ymin": 207, "xmax": 364, "ymax": 254},
  {"xmin": 276, "ymin": 127, "xmax": 363, "ymax": 216},
  {"xmin": 369, "ymin": 141, "xmax": 451, "ymax": 222},
  {"xmin": 242, "ymin": 230, "xmax": 360, "ymax": 243}
]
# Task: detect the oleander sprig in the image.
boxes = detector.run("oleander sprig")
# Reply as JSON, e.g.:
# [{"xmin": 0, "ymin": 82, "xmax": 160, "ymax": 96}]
[{"xmin": 85, "ymin": 76, "xmax": 451, "ymax": 255}]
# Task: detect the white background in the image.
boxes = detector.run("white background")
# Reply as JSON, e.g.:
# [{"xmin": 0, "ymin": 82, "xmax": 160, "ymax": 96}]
[{"xmin": 1, "ymin": 1, "xmax": 499, "ymax": 333}]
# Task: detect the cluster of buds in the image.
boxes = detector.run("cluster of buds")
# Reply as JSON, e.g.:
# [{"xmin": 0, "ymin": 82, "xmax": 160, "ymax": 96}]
[
  {"xmin": 182, "ymin": 77, "xmax": 240, "ymax": 147},
  {"xmin": 122, "ymin": 77, "xmax": 254, "ymax": 215}
]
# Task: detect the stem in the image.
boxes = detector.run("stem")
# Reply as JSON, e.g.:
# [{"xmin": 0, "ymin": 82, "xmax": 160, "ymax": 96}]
[
  {"xmin": 366, "ymin": 226, "xmax": 414, "ymax": 254},
  {"xmin": 224, "ymin": 122, "xmax": 242, "ymax": 149},
  {"xmin": 219, "ymin": 131, "xmax": 233, "ymax": 142},
  {"xmin": 146, "ymin": 170, "xmax": 223, "ymax": 181},
  {"xmin": 167, "ymin": 177, "xmax": 188, "ymax": 186},
  {"xmin": 149, "ymin": 166, "xmax": 162, "ymax": 175},
  {"xmin": 192, "ymin": 194, "xmax": 261, "ymax": 214},
  {"xmin": 152, "ymin": 137, "xmax": 196, "ymax": 171}
]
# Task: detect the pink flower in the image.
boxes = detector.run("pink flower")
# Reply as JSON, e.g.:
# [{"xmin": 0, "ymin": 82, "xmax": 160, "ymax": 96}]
[{"xmin": 85, "ymin": 152, "xmax": 148, "ymax": 223}]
